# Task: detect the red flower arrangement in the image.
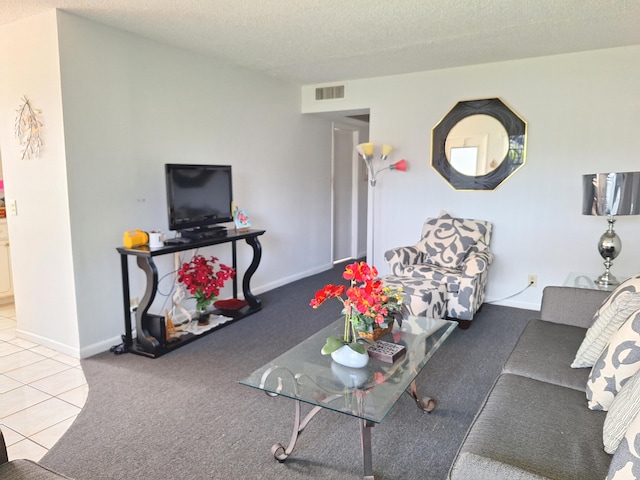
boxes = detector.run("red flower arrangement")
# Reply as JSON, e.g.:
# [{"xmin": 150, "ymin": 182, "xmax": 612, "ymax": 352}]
[
  {"xmin": 310, "ymin": 261, "xmax": 403, "ymax": 355},
  {"xmin": 177, "ymin": 255, "xmax": 235, "ymax": 312}
]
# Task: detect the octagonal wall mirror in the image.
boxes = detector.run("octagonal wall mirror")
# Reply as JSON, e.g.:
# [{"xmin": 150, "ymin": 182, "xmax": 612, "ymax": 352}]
[{"xmin": 431, "ymin": 98, "xmax": 527, "ymax": 190}]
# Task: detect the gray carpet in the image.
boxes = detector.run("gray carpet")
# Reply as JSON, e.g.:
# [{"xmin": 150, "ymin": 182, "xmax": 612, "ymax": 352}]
[{"xmin": 41, "ymin": 264, "xmax": 534, "ymax": 479}]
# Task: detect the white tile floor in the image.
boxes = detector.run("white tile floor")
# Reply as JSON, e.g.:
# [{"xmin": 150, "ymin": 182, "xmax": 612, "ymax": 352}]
[{"xmin": 0, "ymin": 302, "xmax": 87, "ymax": 462}]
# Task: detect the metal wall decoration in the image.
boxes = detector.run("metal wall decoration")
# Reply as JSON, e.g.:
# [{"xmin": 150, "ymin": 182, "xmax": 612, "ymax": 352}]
[
  {"xmin": 14, "ymin": 95, "xmax": 43, "ymax": 160},
  {"xmin": 431, "ymin": 98, "xmax": 527, "ymax": 191}
]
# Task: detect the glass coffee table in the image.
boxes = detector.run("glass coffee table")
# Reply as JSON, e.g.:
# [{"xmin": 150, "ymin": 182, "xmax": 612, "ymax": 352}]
[{"xmin": 239, "ymin": 316, "xmax": 456, "ymax": 479}]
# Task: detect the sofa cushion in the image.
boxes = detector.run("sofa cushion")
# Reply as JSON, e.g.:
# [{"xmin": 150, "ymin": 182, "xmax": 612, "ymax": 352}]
[
  {"xmin": 606, "ymin": 410, "xmax": 640, "ymax": 480},
  {"xmin": 540, "ymin": 286, "xmax": 611, "ymax": 328},
  {"xmin": 587, "ymin": 309, "xmax": 640, "ymax": 411},
  {"xmin": 503, "ymin": 319, "xmax": 590, "ymax": 391},
  {"xmin": 416, "ymin": 213, "xmax": 485, "ymax": 269},
  {"xmin": 448, "ymin": 374, "xmax": 610, "ymax": 480},
  {"xmin": 604, "ymin": 370, "xmax": 640, "ymax": 454},
  {"xmin": 572, "ymin": 274, "xmax": 640, "ymax": 368}
]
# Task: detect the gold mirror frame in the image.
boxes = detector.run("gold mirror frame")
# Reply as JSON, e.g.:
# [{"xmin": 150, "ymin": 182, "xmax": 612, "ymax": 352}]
[{"xmin": 431, "ymin": 98, "xmax": 527, "ymax": 191}]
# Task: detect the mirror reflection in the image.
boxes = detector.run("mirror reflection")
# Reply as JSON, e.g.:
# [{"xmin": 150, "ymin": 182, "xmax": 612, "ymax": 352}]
[{"xmin": 445, "ymin": 114, "xmax": 508, "ymax": 176}]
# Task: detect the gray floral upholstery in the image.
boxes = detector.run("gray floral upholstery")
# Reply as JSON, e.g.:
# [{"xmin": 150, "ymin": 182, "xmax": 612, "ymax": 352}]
[
  {"xmin": 572, "ymin": 273, "xmax": 640, "ymax": 368},
  {"xmin": 604, "ymin": 369, "xmax": 640, "ymax": 454},
  {"xmin": 607, "ymin": 410, "xmax": 640, "ymax": 479},
  {"xmin": 416, "ymin": 215, "xmax": 486, "ymax": 268},
  {"xmin": 384, "ymin": 212, "xmax": 493, "ymax": 321},
  {"xmin": 586, "ymin": 309, "xmax": 640, "ymax": 411},
  {"xmin": 381, "ymin": 276, "xmax": 446, "ymax": 318}
]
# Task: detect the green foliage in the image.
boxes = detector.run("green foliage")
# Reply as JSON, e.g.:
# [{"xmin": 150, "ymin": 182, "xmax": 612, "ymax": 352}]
[{"xmin": 320, "ymin": 336, "xmax": 366, "ymax": 355}]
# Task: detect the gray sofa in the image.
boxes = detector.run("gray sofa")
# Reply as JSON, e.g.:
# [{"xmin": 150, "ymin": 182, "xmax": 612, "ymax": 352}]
[
  {"xmin": 449, "ymin": 285, "xmax": 613, "ymax": 480},
  {"xmin": 0, "ymin": 429, "xmax": 72, "ymax": 479}
]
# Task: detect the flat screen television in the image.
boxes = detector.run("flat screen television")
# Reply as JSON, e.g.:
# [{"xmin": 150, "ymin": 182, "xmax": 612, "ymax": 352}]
[{"xmin": 165, "ymin": 163, "xmax": 233, "ymax": 234}]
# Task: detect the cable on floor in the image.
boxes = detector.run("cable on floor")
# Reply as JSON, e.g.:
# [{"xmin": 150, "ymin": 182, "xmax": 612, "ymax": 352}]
[{"xmin": 485, "ymin": 281, "xmax": 534, "ymax": 304}]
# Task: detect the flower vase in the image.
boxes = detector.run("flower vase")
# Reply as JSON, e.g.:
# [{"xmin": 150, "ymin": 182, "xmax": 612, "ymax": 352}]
[
  {"xmin": 197, "ymin": 310, "xmax": 210, "ymax": 326},
  {"xmin": 330, "ymin": 344, "xmax": 369, "ymax": 368}
]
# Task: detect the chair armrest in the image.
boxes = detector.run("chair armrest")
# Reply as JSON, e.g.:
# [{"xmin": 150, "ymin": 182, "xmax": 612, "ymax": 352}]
[
  {"xmin": 540, "ymin": 286, "xmax": 609, "ymax": 328},
  {"xmin": 460, "ymin": 250, "xmax": 493, "ymax": 277},
  {"xmin": 0, "ymin": 428, "xmax": 8, "ymax": 465},
  {"xmin": 384, "ymin": 246, "xmax": 423, "ymax": 276}
]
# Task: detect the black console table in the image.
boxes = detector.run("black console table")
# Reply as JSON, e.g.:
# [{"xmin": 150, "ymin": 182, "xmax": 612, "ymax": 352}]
[{"xmin": 116, "ymin": 229, "xmax": 265, "ymax": 358}]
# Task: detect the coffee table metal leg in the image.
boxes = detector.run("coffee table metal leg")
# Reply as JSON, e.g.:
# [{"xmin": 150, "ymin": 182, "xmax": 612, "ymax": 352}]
[
  {"xmin": 360, "ymin": 419, "xmax": 375, "ymax": 479},
  {"xmin": 270, "ymin": 398, "xmax": 324, "ymax": 462},
  {"xmin": 406, "ymin": 379, "xmax": 436, "ymax": 413}
]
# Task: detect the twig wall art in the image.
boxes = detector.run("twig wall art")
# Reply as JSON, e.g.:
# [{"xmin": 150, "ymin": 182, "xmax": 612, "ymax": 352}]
[{"xmin": 15, "ymin": 95, "xmax": 43, "ymax": 160}]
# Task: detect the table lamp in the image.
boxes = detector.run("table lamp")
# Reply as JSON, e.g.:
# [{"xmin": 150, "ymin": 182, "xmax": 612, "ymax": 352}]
[{"xmin": 582, "ymin": 171, "xmax": 640, "ymax": 286}]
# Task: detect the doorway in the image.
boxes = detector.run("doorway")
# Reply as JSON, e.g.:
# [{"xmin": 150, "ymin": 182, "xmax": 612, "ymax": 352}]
[{"xmin": 332, "ymin": 123, "xmax": 368, "ymax": 264}]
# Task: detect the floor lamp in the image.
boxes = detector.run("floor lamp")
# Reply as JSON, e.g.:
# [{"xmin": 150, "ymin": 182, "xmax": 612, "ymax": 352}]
[
  {"xmin": 356, "ymin": 143, "xmax": 408, "ymax": 264},
  {"xmin": 582, "ymin": 171, "xmax": 640, "ymax": 286}
]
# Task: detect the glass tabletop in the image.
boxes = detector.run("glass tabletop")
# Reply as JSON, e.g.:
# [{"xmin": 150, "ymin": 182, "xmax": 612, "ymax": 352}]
[
  {"xmin": 239, "ymin": 316, "xmax": 457, "ymax": 424},
  {"xmin": 564, "ymin": 272, "xmax": 623, "ymax": 292}
]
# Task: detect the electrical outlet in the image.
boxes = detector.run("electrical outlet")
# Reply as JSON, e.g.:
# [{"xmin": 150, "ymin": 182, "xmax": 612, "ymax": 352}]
[
  {"xmin": 528, "ymin": 275, "xmax": 538, "ymax": 287},
  {"xmin": 130, "ymin": 297, "xmax": 139, "ymax": 312}
]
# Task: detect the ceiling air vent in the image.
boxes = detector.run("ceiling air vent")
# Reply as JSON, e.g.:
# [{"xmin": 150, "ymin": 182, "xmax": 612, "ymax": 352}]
[{"xmin": 315, "ymin": 85, "xmax": 345, "ymax": 100}]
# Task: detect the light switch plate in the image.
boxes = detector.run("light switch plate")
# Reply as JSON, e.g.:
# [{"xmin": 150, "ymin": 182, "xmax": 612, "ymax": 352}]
[{"xmin": 7, "ymin": 199, "xmax": 17, "ymax": 216}]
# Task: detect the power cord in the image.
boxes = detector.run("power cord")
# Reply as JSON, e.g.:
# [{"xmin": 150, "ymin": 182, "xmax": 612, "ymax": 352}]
[{"xmin": 485, "ymin": 279, "xmax": 535, "ymax": 304}]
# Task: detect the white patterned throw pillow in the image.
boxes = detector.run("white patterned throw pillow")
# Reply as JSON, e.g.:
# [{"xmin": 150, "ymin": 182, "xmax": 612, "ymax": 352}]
[
  {"xmin": 607, "ymin": 410, "xmax": 640, "ymax": 479},
  {"xmin": 572, "ymin": 273, "xmax": 640, "ymax": 369},
  {"xmin": 604, "ymin": 370, "xmax": 640, "ymax": 454},
  {"xmin": 415, "ymin": 213, "xmax": 485, "ymax": 269},
  {"xmin": 586, "ymin": 309, "xmax": 640, "ymax": 411}
]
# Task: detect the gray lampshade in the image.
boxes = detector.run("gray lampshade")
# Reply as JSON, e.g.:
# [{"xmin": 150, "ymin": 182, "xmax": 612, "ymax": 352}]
[{"xmin": 582, "ymin": 172, "xmax": 640, "ymax": 216}]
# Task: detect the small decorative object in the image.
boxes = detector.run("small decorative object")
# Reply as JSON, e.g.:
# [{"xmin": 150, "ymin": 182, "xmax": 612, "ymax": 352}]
[
  {"xmin": 367, "ymin": 340, "xmax": 407, "ymax": 363},
  {"xmin": 0, "ymin": 179, "xmax": 5, "ymax": 218},
  {"xmin": 14, "ymin": 95, "xmax": 44, "ymax": 160},
  {"xmin": 234, "ymin": 207, "xmax": 251, "ymax": 232},
  {"xmin": 177, "ymin": 255, "xmax": 235, "ymax": 325},
  {"xmin": 213, "ymin": 298, "xmax": 248, "ymax": 317},
  {"xmin": 164, "ymin": 309, "xmax": 179, "ymax": 341},
  {"xmin": 358, "ymin": 321, "xmax": 394, "ymax": 341},
  {"xmin": 310, "ymin": 261, "xmax": 404, "ymax": 367}
]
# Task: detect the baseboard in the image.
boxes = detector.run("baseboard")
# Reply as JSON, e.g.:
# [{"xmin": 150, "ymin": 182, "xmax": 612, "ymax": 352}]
[
  {"xmin": 80, "ymin": 335, "xmax": 124, "ymax": 358},
  {"xmin": 16, "ymin": 328, "xmax": 81, "ymax": 359},
  {"xmin": 488, "ymin": 298, "xmax": 540, "ymax": 311},
  {"xmin": 251, "ymin": 262, "xmax": 334, "ymax": 295}
]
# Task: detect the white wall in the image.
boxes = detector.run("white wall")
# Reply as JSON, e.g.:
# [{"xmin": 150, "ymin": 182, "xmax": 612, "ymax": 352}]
[
  {"xmin": 303, "ymin": 46, "xmax": 640, "ymax": 310},
  {"xmin": 0, "ymin": 11, "xmax": 81, "ymax": 355},
  {"xmin": 2, "ymin": 11, "xmax": 638, "ymax": 355},
  {"xmin": 0, "ymin": 10, "xmax": 335, "ymax": 357}
]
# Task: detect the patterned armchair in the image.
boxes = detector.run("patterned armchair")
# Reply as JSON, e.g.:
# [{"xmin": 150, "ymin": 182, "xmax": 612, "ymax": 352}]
[{"xmin": 383, "ymin": 212, "xmax": 493, "ymax": 323}]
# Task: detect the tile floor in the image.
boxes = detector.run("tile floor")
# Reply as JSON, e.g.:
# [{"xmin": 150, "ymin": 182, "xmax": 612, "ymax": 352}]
[{"xmin": 0, "ymin": 302, "xmax": 87, "ymax": 462}]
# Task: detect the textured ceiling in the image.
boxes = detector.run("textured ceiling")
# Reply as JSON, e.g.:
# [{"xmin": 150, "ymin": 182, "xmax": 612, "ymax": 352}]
[{"xmin": 2, "ymin": 0, "xmax": 640, "ymax": 85}]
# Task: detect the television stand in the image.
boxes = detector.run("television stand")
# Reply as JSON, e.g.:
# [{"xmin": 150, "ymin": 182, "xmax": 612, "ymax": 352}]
[
  {"xmin": 116, "ymin": 229, "xmax": 265, "ymax": 358},
  {"xmin": 181, "ymin": 226, "xmax": 227, "ymax": 240}
]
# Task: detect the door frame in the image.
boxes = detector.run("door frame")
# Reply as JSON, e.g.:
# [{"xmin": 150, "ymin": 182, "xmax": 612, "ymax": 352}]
[{"xmin": 331, "ymin": 123, "xmax": 365, "ymax": 263}]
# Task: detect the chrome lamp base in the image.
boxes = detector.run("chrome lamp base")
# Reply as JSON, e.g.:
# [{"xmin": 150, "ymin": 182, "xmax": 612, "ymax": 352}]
[
  {"xmin": 597, "ymin": 217, "xmax": 621, "ymax": 287},
  {"xmin": 597, "ymin": 266, "xmax": 618, "ymax": 287}
]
